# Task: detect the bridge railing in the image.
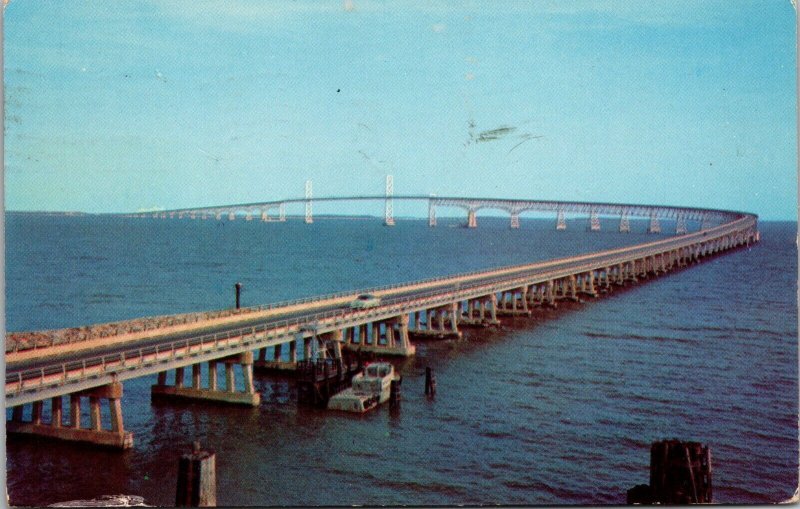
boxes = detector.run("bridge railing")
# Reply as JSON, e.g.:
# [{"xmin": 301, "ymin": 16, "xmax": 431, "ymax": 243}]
[{"xmin": 6, "ymin": 214, "xmax": 757, "ymax": 396}]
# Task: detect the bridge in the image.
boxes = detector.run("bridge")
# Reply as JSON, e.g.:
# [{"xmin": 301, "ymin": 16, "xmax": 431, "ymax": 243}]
[
  {"xmin": 124, "ymin": 178, "xmax": 730, "ymax": 232},
  {"xmin": 6, "ymin": 195, "xmax": 759, "ymax": 449}
]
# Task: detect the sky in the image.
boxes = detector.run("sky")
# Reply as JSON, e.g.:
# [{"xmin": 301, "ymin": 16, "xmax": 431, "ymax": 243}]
[{"xmin": 3, "ymin": 1, "xmax": 797, "ymax": 219}]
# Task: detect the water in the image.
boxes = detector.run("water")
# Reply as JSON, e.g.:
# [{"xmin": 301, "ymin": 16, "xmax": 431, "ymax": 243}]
[{"xmin": 5, "ymin": 214, "xmax": 797, "ymax": 505}]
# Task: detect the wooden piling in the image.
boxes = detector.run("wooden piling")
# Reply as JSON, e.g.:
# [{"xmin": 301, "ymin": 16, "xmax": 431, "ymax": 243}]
[
  {"xmin": 627, "ymin": 439, "xmax": 711, "ymax": 504},
  {"xmin": 424, "ymin": 367, "xmax": 436, "ymax": 397},
  {"xmin": 389, "ymin": 378, "xmax": 401, "ymax": 408},
  {"xmin": 176, "ymin": 441, "xmax": 217, "ymax": 507}
]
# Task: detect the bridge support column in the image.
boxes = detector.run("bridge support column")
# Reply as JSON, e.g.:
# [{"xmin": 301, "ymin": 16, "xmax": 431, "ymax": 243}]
[
  {"xmin": 626, "ymin": 261, "xmax": 638, "ymax": 282},
  {"xmin": 327, "ymin": 330, "xmax": 343, "ymax": 359},
  {"xmin": 589, "ymin": 209, "xmax": 600, "ymax": 231},
  {"xmin": 555, "ymin": 276, "xmax": 577, "ymax": 301},
  {"xmin": 192, "ymin": 364, "xmax": 202, "ymax": 389},
  {"xmin": 52, "ymin": 397, "xmax": 63, "ymax": 428},
  {"xmin": 554, "ymin": 279, "xmax": 564, "ymax": 300},
  {"xmin": 345, "ymin": 317, "xmax": 416, "ymax": 356},
  {"xmin": 545, "ymin": 280, "xmax": 556, "ymax": 306},
  {"xmin": 467, "ymin": 209, "xmax": 477, "ymax": 228},
  {"xmin": 521, "ymin": 287, "xmax": 531, "ymax": 312},
  {"xmin": 496, "ymin": 287, "xmax": 532, "ymax": 316},
  {"xmin": 8, "ymin": 383, "xmax": 133, "ymax": 449},
  {"xmin": 677, "ymin": 249, "xmax": 687, "ymax": 267},
  {"xmin": 600, "ymin": 269, "xmax": 611, "ymax": 291},
  {"xmin": 638, "ymin": 258, "xmax": 649, "ymax": 278},
  {"xmin": 619, "ymin": 211, "xmax": 631, "ymax": 232},
  {"xmin": 208, "ymin": 362, "xmax": 218, "ymax": 391},
  {"xmin": 510, "ymin": 213, "xmax": 520, "ymax": 229},
  {"xmin": 151, "ymin": 354, "xmax": 260, "ymax": 406},
  {"xmin": 676, "ymin": 215, "xmax": 688, "ymax": 235},
  {"xmin": 371, "ymin": 322, "xmax": 380, "ymax": 345},
  {"xmin": 32, "ymin": 401, "xmax": 43, "ymax": 426},
  {"xmin": 449, "ymin": 302, "xmax": 461, "ymax": 335},
  {"xmin": 652, "ymin": 255, "xmax": 663, "ymax": 275},
  {"xmin": 527, "ymin": 285, "xmax": 537, "ymax": 307},
  {"xmin": 648, "ymin": 213, "xmax": 661, "ymax": 234},
  {"xmin": 395, "ymin": 316, "xmax": 415, "ymax": 355},
  {"xmin": 583, "ymin": 272, "xmax": 598, "ymax": 297},
  {"xmin": 556, "ymin": 210, "xmax": 567, "ymax": 230}
]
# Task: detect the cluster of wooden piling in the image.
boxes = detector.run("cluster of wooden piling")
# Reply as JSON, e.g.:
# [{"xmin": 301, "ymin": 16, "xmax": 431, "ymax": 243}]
[{"xmin": 295, "ymin": 357, "xmax": 363, "ymax": 407}]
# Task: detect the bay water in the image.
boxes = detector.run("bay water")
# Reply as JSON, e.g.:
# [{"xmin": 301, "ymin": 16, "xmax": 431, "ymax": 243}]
[{"xmin": 5, "ymin": 214, "xmax": 797, "ymax": 505}]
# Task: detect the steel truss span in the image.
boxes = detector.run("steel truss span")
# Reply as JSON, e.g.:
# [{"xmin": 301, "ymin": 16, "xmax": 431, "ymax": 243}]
[{"xmin": 124, "ymin": 195, "xmax": 740, "ymax": 230}]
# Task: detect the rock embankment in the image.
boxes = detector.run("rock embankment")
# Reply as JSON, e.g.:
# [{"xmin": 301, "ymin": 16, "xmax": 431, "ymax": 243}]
[{"xmin": 6, "ymin": 307, "xmax": 255, "ymax": 353}]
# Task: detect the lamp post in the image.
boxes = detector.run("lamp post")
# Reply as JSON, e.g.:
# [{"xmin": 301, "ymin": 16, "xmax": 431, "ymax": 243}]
[{"xmin": 234, "ymin": 282, "xmax": 242, "ymax": 310}]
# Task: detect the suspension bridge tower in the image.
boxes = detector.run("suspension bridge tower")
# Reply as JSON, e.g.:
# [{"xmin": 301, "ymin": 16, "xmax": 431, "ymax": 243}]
[
  {"xmin": 384, "ymin": 175, "xmax": 395, "ymax": 226},
  {"xmin": 304, "ymin": 180, "xmax": 313, "ymax": 224}
]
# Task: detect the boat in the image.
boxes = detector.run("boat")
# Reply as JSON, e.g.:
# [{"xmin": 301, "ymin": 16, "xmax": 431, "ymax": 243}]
[{"xmin": 327, "ymin": 362, "xmax": 399, "ymax": 413}]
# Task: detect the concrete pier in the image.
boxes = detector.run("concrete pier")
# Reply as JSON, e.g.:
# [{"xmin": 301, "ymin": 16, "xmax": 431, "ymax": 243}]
[
  {"xmin": 152, "ymin": 352, "xmax": 261, "ymax": 406},
  {"xmin": 8, "ymin": 382, "xmax": 133, "ymax": 449},
  {"xmin": 343, "ymin": 315, "xmax": 416, "ymax": 356},
  {"xmin": 254, "ymin": 342, "xmax": 299, "ymax": 372},
  {"xmin": 408, "ymin": 305, "xmax": 463, "ymax": 339},
  {"xmin": 495, "ymin": 287, "xmax": 532, "ymax": 317},
  {"xmin": 460, "ymin": 297, "xmax": 502, "ymax": 327}
]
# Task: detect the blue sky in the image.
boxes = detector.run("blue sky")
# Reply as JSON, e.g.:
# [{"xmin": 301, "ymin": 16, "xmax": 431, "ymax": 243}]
[{"xmin": 4, "ymin": 1, "xmax": 797, "ymax": 219}]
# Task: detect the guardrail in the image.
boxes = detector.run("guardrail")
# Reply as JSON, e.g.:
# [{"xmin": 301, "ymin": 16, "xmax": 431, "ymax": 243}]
[{"xmin": 6, "ymin": 212, "xmax": 756, "ymax": 399}]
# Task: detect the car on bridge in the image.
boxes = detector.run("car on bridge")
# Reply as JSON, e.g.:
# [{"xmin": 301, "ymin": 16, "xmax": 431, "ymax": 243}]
[{"xmin": 350, "ymin": 293, "xmax": 381, "ymax": 309}]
